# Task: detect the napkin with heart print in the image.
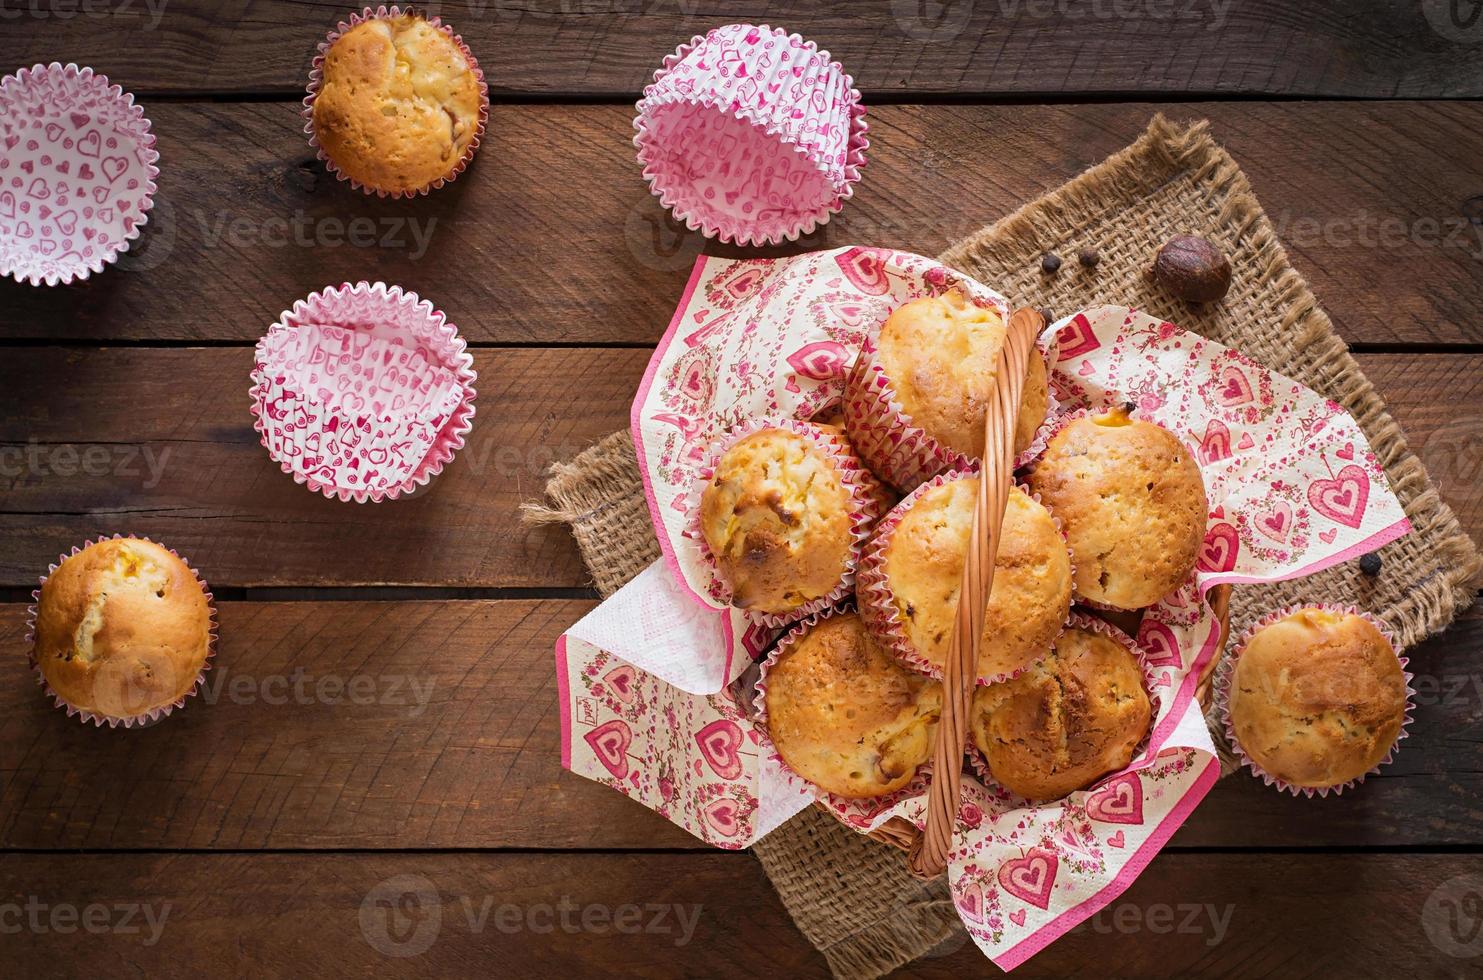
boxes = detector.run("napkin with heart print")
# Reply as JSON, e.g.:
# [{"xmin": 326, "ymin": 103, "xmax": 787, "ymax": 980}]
[{"xmin": 555, "ymin": 248, "xmax": 1411, "ymax": 970}]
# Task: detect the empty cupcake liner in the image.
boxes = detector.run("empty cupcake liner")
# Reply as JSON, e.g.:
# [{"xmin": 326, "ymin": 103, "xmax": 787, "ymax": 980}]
[
  {"xmin": 26, "ymin": 534, "xmax": 217, "ymax": 729},
  {"xmin": 1024, "ymin": 404, "xmax": 1204, "ymax": 612},
  {"xmin": 1216, "ymin": 603, "xmax": 1413, "ymax": 798},
  {"xmin": 633, "ymin": 23, "xmax": 869, "ymax": 246},
  {"xmin": 965, "ymin": 612, "xmax": 1164, "ymax": 801},
  {"xmin": 857, "ymin": 468, "xmax": 1073, "ymax": 685},
  {"xmin": 249, "ymin": 282, "xmax": 477, "ymax": 503},
  {"xmin": 844, "ymin": 320, "xmax": 1059, "ymax": 494},
  {"xmin": 302, "ymin": 5, "xmax": 490, "ymax": 198},
  {"xmin": 752, "ymin": 603, "xmax": 937, "ymax": 817},
  {"xmin": 0, "ymin": 63, "xmax": 158, "ymax": 286},
  {"xmin": 687, "ymin": 416, "xmax": 887, "ymax": 628}
]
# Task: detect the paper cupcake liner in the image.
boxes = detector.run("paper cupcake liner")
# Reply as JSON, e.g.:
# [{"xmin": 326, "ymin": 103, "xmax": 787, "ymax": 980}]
[
  {"xmin": 857, "ymin": 468, "xmax": 1073, "ymax": 685},
  {"xmin": 687, "ymin": 417, "xmax": 886, "ymax": 628},
  {"xmin": 1024, "ymin": 404, "xmax": 1204, "ymax": 612},
  {"xmin": 752, "ymin": 603, "xmax": 936, "ymax": 817},
  {"xmin": 965, "ymin": 612, "xmax": 1164, "ymax": 801},
  {"xmin": 25, "ymin": 535, "xmax": 217, "ymax": 729},
  {"xmin": 0, "ymin": 63, "xmax": 158, "ymax": 287},
  {"xmin": 843, "ymin": 325, "xmax": 1059, "ymax": 494},
  {"xmin": 249, "ymin": 282, "xmax": 478, "ymax": 503},
  {"xmin": 1215, "ymin": 603, "xmax": 1413, "ymax": 798},
  {"xmin": 633, "ymin": 24, "xmax": 869, "ymax": 246},
  {"xmin": 302, "ymin": 6, "xmax": 490, "ymax": 198}
]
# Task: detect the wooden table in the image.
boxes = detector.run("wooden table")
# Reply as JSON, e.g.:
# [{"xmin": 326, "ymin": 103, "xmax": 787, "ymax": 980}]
[{"xmin": 3, "ymin": 3, "xmax": 1482, "ymax": 974}]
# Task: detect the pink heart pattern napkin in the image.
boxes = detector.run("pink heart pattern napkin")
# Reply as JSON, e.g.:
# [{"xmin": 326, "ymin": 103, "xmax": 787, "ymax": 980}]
[{"xmin": 556, "ymin": 250, "xmax": 1411, "ymax": 969}]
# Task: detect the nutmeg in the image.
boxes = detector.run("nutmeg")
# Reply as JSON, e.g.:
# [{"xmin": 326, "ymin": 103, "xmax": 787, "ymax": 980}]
[{"xmin": 1151, "ymin": 235, "xmax": 1232, "ymax": 303}]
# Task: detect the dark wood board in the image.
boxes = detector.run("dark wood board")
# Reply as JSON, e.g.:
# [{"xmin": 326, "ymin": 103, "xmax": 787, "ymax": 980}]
[
  {"xmin": 0, "ymin": 348, "xmax": 1475, "ymax": 589},
  {"xmin": 1, "ymin": 0, "xmax": 1480, "ymax": 99},
  {"xmin": 4, "ymin": 851, "xmax": 1481, "ymax": 975},
  {"xmin": 1, "ymin": 102, "xmax": 1480, "ymax": 345},
  {"xmin": 1, "ymin": 602, "xmax": 1478, "ymax": 851}
]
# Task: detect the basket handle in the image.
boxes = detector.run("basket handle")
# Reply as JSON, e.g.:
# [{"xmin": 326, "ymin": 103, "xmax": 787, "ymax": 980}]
[{"xmin": 908, "ymin": 306, "xmax": 1045, "ymax": 880}]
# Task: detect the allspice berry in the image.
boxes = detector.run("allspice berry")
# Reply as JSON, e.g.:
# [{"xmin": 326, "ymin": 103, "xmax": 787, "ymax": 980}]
[
  {"xmin": 1041, "ymin": 252, "xmax": 1062, "ymax": 274},
  {"xmin": 1151, "ymin": 235, "xmax": 1232, "ymax": 303}
]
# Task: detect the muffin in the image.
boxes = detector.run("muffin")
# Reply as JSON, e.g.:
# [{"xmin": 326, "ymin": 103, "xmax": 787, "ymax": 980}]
[
  {"xmin": 971, "ymin": 622, "xmax": 1151, "ymax": 801},
  {"xmin": 1226, "ymin": 607, "xmax": 1408, "ymax": 792},
  {"xmin": 698, "ymin": 420, "xmax": 885, "ymax": 623},
  {"xmin": 762, "ymin": 611, "xmax": 942, "ymax": 798},
  {"xmin": 1026, "ymin": 406, "xmax": 1207, "ymax": 609},
  {"xmin": 30, "ymin": 538, "xmax": 212, "ymax": 724},
  {"xmin": 844, "ymin": 291, "xmax": 1051, "ymax": 491},
  {"xmin": 310, "ymin": 12, "xmax": 486, "ymax": 195},
  {"xmin": 859, "ymin": 473, "xmax": 1072, "ymax": 683}
]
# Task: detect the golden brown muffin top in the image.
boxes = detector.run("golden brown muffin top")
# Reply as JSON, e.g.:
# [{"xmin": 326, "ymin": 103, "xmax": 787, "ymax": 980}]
[
  {"xmin": 699, "ymin": 425, "xmax": 855, "ymax": 616},
  {"xmin": 33, "ymin": 538, "xmax": 211, "ymax": 720},
  {"xmin": 879, "ymin": 479, "xmax": 1071, "ymax": 681},
  {"xmin": 1026, "ymin": 406, "xmax": 1207, "ymax": 609},
  {"xmin": 1229, "ymin": 608, "xmax": 1406, "ymax": 789},
  {"xmin": 765, "ymin": 612, "xmax": 942, "ymax": 798},
  {"xmin": 312, "ymin": 14, "xmax": 483, "ymax": 194},
  {"xmin": 875, "ymin": 292, "xmax": 1046, "ymax": 459},
  {"xmin": 971, "ymin": 625, "xmax": 1151, "ymax": 801}
]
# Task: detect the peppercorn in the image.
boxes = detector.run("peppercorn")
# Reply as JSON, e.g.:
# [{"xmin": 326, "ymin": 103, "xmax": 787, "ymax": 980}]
[
  {"xmin": 1041, "ymin": 252, "xmax": 1062, "ymax": 274},
  {"xmin": 1359, "ymin": 552, "xmax": 1383, "ymax": 576},
  {"xmin": 1077, "ymin": 248, "xmax": 1100, "ymax": 268}
]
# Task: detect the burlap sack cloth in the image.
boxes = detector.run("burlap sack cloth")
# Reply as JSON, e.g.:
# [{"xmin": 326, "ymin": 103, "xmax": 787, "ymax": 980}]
[{"xmin": 527, "ymin": 116, "xmax": 1483, "ymax": 978}]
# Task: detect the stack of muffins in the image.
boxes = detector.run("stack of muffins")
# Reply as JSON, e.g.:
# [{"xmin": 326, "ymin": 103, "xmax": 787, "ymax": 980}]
[
  {"xmin": 705, "ymin": 292, "xmax": 1412, "ymax": 805},
  {"xmin": 700, "ymin": 292, "xmax": 1216, "ymax": 803}
]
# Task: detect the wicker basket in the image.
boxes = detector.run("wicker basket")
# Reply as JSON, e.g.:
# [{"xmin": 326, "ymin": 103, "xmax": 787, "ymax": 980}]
[{"xmin": 825, "ymin": 308, "xmax": 1234, "ymax": 879}]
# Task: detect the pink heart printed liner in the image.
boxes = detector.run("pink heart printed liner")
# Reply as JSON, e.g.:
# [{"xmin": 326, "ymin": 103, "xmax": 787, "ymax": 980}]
[
  {"xmin": 634, "ymin": 23, "xmax": 869, "ymax": 246},
  {"xmin": 0, "ymin": 63, "xmax": 159, "ymax": 286},
  {"xmin": 249, "ymin": 282, "xmax": 478, "ymax": 503}
]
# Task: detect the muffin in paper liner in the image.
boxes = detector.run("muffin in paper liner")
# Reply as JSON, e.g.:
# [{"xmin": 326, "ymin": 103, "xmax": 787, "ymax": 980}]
[
  {"xmin": 687, "ymin": 417, "xmax": 886, "ymax": 629},
  {"xmin": 249, "ymin": 281, "xmax": 478, "ymax": 503},
  {"xmin": 843, "ymin": 317, "xmax": 1060, "ymax": 494},
  {"xmin": 302, "ymin": 6, "xmax": 489, "ymax": 198},
  {"xmin": 964, "ymin": 613, "xmax": 1164, "ymax": 803},
  {"xmin": 857, "ymin": 468, "xmax": 1074, "ymax": 685},
  {"xmin": 633, "ymin": 23, "xmax": 869, "ymax": 246},
  {"xmin": 1216, "ymin": 603, "xmax": 1412, "ymax": 798},
  {"xmin": 26, "ymin": 535, "xmax": 217, "ymax": 729},
  {"xmin": 751, "ymin": 604, "xmax": 939, "ymax": 823},
  {"xmin": 0, "ymin": 63, "xmax": 159, "ymax": 286},
  {"xmin": 1023, "ymin": 404, "xmax": 1207, "ymax": 612}
]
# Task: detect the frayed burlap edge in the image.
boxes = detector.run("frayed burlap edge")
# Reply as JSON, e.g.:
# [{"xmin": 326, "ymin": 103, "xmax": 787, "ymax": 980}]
[{"xmin": 529, "ymin": 115, "xmax": 1481, "ymax": 978}]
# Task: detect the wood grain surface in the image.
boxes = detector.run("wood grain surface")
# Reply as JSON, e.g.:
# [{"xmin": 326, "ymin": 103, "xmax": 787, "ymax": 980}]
[
  {"xmin": 0, "ymin": 102, "xmax": 1480, "ymax": 345},
  {"xmin": 0, "ymin": 348, "xmax": 1475, "ymax": 589},
  {"xmin": 3, "ymin": 851, "xmax": 1480, "ymax": 974},
  {"xmin": 4, "ymin": 0, "xmax": 1481, "ymax": 99},
  {"xmin": 1, "ymin": 602, "xmax": 1479, "ymax": 851}
]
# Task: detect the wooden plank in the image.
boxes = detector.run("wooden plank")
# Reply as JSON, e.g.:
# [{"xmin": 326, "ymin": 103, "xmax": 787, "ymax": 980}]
[
  {"xmin": 4, "ymin": 851, "xmax": 1481, "ymax": 974},
  {"xmin": 0, "ymin": 348, "xmax": 1475, "ymax": 589},
  {"xmin": 1, "ymin": 601, "xmax": 1479, "ymax": 851},
  {"xmin": 2, "ymin": 1, "xmax": 1479, "ymax": 98},
  {"xmin": 1, "ymin": 102, "xmax": 1480, "ymax": 345}
]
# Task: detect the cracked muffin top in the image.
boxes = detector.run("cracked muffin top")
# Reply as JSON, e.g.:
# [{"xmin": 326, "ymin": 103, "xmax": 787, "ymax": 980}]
[
  {"xmin": 764, "ymin": 611, "xmax": 942, "ymax": 799},
  {"xmin": 971, "ymin": 624, "xmax": 1151, "ymax": 801},
  {"xmin": 32, "ymin": 538, "xmax": 211, "ymax": 721},
  {"xmin": 698, "ymin": 423, "xmax": 863, "ymax": 618},
  {"xmin": 865, "ymin": 477, "xmax": 1072, "ymax": 683},
  {"xmin": 312, "ymin": 13, "xmax": 485, "ymax": 194},
  {"xmin": 1228, "ymin": 608, "xmax": 1407, "ymax": 789},
  {"xmin": 873, "ymin": 291, "xmax": 1050, "ymax": 461},
  {"xmin": 1026, "ymin": 405, "xmax": 1207, "ymax": 610}
]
